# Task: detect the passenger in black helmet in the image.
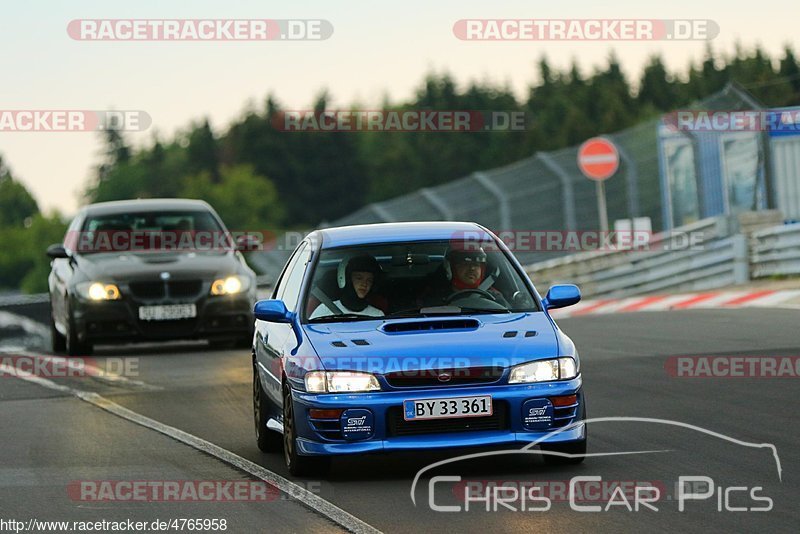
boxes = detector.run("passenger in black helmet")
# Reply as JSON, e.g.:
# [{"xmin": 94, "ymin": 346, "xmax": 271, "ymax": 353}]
[{"xmin": 309, "ymin": 254, "xmax": 385, "ymax": 318}]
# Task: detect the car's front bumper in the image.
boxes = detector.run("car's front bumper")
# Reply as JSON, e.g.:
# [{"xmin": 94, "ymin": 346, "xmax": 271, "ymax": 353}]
[
  {"xmin": 72, "ymin": 293, "xmax": 254, "ymax": 344},
  {"xmin": 291, "ymin": 377, "xmax": 585, "ymax": 456}
]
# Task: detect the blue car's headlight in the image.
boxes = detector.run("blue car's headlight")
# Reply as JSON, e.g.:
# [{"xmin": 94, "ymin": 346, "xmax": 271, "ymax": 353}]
[
  {"xmin": 304, "ymin": 371, "xmax": 381, "ymax": 393},
  {"xmin": 508, "ymin": 357, "xmax": 578, "ymax": 383}
]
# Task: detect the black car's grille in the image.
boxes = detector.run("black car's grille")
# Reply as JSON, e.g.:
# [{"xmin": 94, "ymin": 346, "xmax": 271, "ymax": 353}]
[
  {"xmin": 128, "ymin": 280, "xmax": 203, "ymax": 300},
  {"xmin": 129, "ymin": 281, "xmax": 164, "ymax": 299},
  {"xmin": 387, "ymin": 401, "xmax": 509, "ymax": 437},
  {"xmin": 168, "ymin": 280, "xmax": 203, "ymax": 298},
  {"xmin": 384, "ymin": 366, "xmax": 504, "ymax": 388}
]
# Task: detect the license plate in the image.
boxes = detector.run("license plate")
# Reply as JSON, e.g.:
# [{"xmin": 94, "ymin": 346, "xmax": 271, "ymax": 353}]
[
  {"xmin": 138, "ymin": 304, "xmax": 197, "ymax": 321},
  {"xmin": 403, "ymin": 395, "xmax": 492, "ymax": 421}
]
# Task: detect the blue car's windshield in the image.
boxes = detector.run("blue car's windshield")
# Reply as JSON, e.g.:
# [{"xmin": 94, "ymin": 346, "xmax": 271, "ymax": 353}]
[{"xmin": 304, "ymin": 239, "xmax": 539, "ymax": 322}]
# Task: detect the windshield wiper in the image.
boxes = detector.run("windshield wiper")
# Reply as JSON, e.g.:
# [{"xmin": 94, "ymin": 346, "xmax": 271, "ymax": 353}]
[
  {"xmin": 389, "ymin": 305, "xmax": 509, "ymax": 317},
  {"xmin": 456, "ymin": 306, "xmax": 511, "ymax": 314},
  {"xmin": 388, "ymin": 306, "xmax": 460, "ymax": 317},
  {"xmin": 308, "ymin": 313, "xmax": 377, "ymax": 323}
]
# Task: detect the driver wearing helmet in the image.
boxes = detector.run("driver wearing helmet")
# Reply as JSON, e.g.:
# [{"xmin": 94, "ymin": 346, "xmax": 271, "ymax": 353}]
[
  {"xmin": 309, "ymin": 254, "xmax": 385, "ymax": 319},
  {"xmin": 447, "ymin": 248, "xmax": 487, "ymax": 291},
  {"xmin": 419, "ymin": 245, "xmax": 508, "ymax": 308}
]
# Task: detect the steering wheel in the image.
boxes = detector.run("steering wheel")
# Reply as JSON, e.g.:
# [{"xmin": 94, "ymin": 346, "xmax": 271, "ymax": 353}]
[{"xmin": 444, "ymin": 288, "xmax": 497, "ymax": 304}]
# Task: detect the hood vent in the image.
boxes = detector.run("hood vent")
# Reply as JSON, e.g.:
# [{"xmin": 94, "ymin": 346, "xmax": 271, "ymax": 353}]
[
  {"xmin": 331, "ymin": 341, "xmax": 347, "ymax": 347},
  {"xmin": 351, "ymin": 339, "xmax": 370, "ymax": 346},
  {"xmin": 382, "ymin": 318, "xmax": 480, "ymax": 334}
]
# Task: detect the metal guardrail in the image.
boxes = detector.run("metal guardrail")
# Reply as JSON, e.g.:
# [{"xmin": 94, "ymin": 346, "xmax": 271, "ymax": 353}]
[
  {"xmin": 750, "ymin": 222, "xmax": 800, "ymax": 278},
  {"xmin": 523, "ymin": 216, "xmax": 750, "ymax": 298},
  {"xmin": 0, "ymin": 293, "xmax": 50, "ymax": 307}
]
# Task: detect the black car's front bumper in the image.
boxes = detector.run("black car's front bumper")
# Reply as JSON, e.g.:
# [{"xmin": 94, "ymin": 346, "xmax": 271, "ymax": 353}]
[{"xmin": 71, "ymin": 292, "xmax": 254, "ymax": 345}]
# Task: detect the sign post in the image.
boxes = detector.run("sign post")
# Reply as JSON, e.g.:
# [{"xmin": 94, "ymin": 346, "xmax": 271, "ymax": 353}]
[{"xmin": 577, "ymin": 137, "xmax": 620, "ymax": 233}]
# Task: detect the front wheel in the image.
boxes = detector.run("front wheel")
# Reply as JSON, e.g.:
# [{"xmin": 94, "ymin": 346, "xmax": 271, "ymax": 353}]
[
  {"xmin": 283, "ymin": 383, "xmax": 331, "ymax": 477},
  {"xmin": 65, "ymin": 315, "xmax": 92, "ymax": 356},
  {"xmin": 50, "ymin": 314, "xmax": 66, "ymax": 353}
]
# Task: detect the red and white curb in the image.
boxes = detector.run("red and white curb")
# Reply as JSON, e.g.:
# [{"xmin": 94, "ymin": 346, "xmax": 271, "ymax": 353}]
[{"xmin": 550, "ymin": 290, "xmax": 800, "ymax": 318}]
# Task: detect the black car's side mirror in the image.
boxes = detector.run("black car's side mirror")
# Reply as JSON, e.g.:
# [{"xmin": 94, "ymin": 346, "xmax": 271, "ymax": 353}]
[{"xmin": 46, "ymin": 244, "xmax": 70, "ymax": 259}]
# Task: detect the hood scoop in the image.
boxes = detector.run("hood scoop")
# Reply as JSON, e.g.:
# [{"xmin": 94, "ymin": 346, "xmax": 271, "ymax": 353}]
[{"xmin": 381, "ymin": 318, "xmax": 480, "ymax": 334}]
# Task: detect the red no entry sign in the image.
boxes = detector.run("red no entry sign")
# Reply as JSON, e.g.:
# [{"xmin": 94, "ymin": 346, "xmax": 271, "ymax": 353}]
[{"xmin": 577, "ymin": 137, "xmax": 619, "ymax": 181}]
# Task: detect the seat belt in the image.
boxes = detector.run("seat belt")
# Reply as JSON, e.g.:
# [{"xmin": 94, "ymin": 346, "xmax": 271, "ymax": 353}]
[
  {"xmin": 311, "ymin": 287, "xmax": 343, "ymax": 315},
  {"xmin": 478, "ymin": 266, "xmax": 499, "ymax": 291}
]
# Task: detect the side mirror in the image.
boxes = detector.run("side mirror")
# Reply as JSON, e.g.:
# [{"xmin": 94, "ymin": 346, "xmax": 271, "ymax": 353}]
[
  {"xmin": 254, "ymin": 299, "xmax": 292, "ymax": 323},
  {"xmin": 236, "ymin": 234, "xmax": 262, "ymax": 252},
  {"xmin": 542, "ymin": 284, "xmax": 581, "ymax": 310},
  {"xmin": 46, "ymin": 244, "xmax": 70, "ymax": 259}
]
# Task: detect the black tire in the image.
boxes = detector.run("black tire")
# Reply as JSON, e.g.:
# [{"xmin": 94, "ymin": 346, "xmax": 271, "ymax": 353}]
[
  {"xmin": 65, "ymin": 315, "xmax": 92, "ymax": 356},
  {"xmin": 254, "ymin": 364, "xmax": 282, "ymax": 452},
  {"xmin": 282, "ymin": 383, "xmax": 331, "ymax": 477},
  {"xmin": 50, "ymin": 314, "xmax": 66, "ymax": 353},
  {"xmin": 540, "ymin": 438, "xmax": 587, "ymax": 465}
]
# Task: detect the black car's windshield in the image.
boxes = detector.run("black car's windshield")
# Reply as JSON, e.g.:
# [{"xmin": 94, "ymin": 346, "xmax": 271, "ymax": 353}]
[
  {"xmin": 71, "ymin": 210, "xmax": 227, "ymax": 255},
  {"xmin": 304, "ymin": 239, "xmax": 539, "ymax": 322}
]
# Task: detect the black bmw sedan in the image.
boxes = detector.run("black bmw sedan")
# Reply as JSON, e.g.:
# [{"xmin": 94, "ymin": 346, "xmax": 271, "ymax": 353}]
[{"xmin": 46, "ymin": 198, "xmax": 258, "ymax": 355}]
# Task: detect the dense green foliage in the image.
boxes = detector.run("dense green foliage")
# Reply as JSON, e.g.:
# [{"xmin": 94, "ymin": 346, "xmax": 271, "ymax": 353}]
[{"xmin": 0, "ymin": 156, "xmax": 67, "ymax": 293}]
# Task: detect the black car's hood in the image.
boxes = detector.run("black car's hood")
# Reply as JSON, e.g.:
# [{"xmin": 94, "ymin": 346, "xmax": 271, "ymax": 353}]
[
  {"xmin": 303, "ymin": 312, "xmax": 561, "ymax": 373},
  {"xmin": 75, "ymin": 251, "xmax": 241, "ymax": 282}
]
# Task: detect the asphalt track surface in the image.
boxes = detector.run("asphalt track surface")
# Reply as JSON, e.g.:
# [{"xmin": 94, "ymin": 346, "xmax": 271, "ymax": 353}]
[{"xmin": 1, "ymin": 307, "xmax": 798, "ymax": 533}]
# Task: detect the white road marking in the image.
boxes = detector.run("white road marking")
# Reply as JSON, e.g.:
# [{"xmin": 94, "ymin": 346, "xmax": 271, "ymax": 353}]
[
  {"xmin": 1, "ymin": 358, "xmax": 382, "ymax": 534},
  {"xmin": 15, "ymin": 350, "xmax": 161, "ymax": 391},
  {"xmin": 0, "ymin": 310, "xmax": 49, "ymax": 338}
]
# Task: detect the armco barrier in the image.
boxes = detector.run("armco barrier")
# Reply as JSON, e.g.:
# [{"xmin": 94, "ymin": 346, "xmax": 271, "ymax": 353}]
[
  {"xmin": 750, "ymin": 222, "xmax": 800, "ymax": 278},
  {"xmin": 523, "ymin": 216, "xmax": 746, "ymax": 298}
]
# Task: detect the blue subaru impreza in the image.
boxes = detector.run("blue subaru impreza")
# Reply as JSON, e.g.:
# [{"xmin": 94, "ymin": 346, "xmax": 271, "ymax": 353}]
[{"xmin": 252, "ymin": 222, "xmax": 585, "ymax": 476}]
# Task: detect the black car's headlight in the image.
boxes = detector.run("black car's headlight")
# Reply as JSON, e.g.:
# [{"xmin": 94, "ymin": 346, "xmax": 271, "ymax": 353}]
[
  {"xmin": 75, "ymin": 281, "xmax": 121, "ymax": 301},
  {"xmin": 508, "ymin": 357, "xmax": 578, "ymax": 383},
  {"xmin": 210, "ymin": 275, "xmax": 251, "ymax": 295}
]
